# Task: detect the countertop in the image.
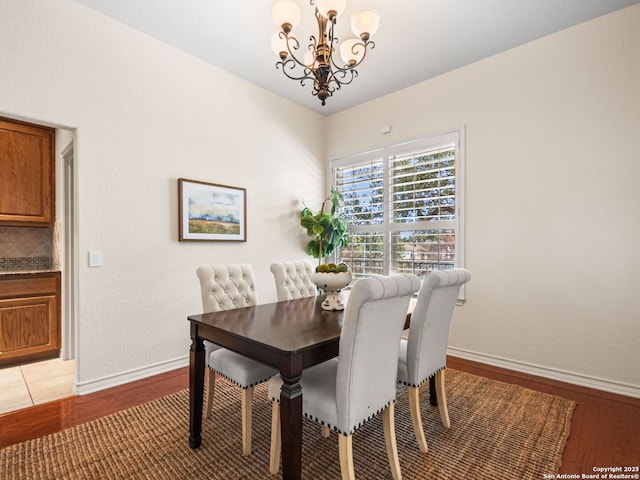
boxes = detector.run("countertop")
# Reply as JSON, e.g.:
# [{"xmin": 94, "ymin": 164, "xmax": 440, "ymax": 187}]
[{"xmin": 0, "ymin": 270, "xmax": 61, "ymax": 277}]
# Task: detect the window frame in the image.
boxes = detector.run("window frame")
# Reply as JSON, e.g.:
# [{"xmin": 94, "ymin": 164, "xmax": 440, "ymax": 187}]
[{"xmin": 330, "ymin": 127, "xmax": 466, "ymax": 298}]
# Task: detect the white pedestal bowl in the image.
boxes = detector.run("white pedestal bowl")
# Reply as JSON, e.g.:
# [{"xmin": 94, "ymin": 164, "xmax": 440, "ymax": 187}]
[{"xmin": 312, "ymin": 271, "xmax": 352, "ymax": 311}]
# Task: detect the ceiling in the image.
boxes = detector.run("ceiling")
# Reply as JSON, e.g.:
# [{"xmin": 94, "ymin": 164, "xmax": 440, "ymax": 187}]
[{"xmin": 72, "ymin": 0, "xmax": 640, "ymax": 116}]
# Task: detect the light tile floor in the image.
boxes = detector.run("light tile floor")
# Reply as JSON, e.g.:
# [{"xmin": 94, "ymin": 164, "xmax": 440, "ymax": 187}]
[{"xmin": 0, "ymin": 358, "xmax": 75, "ymax": 414}]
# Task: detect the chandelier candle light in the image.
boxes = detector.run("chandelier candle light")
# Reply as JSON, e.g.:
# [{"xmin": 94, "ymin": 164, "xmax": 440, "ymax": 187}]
[{"xmin": 271, "ymin": 0, "xmax": 380, "ymax": 105}]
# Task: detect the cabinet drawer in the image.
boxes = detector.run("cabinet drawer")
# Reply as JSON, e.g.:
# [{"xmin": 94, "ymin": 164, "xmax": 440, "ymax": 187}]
[
  {"xmin": 0, "ymin": 275, "xmax": 58, "ymax": 298},
  {"xmin": 0, "ymin": 295, "xmax": 59, "ymax": 355},
  {"xmin": 0, "ymin": 272, "xmax": 61, "ymax": 364}
]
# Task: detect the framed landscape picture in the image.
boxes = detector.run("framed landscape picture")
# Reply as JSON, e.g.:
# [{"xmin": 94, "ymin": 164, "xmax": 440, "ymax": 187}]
[{"xmin": 178, "ymin": 178, "xmax": 246, "ymax": 242}]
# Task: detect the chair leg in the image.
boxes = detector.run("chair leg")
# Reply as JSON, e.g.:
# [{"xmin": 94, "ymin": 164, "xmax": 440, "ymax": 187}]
[
  {"xmin": 269, "ymin": 401, "xmax": 281, "ymax": 474},
  {"xmin": 338, "ymin": 434, "xmax": 355, "ymax": 480},
  {"xmin": 204, "ymin": 368, "xmax": 215, "ymax": 419},
  {"xmin": 408, "ymin": 386, "xmax": 429, "ymax": 453},
  {"xmin": 241, "ymin": 386, "xmax": 253, "ymax": 456},
  {"xmin": 382, "ymin": 404, "xmax": 403, "ymax": 480},
  {"xmin": 321, "ymin": 426, "xmax": 330, "ymax": 438},
  {"xmin": 435, "ymin": 370, "xmax": 451, "ymax": 428}
]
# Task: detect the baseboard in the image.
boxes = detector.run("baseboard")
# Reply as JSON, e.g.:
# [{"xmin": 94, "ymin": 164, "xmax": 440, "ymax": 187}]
[
  {"xmin": 73, "ymin": 349, "xmax": 639, "ymax": 399},
  {"xmin": 73, "ymin": 356, "xmax": 189, "ymax": 395},
  {"xmin": 448, "ymin": 346, "xmax": 640, "ymax": 399}
]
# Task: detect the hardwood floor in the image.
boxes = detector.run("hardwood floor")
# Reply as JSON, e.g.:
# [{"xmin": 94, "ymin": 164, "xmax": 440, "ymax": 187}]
[
  {"xmin": 0, "ymin": 367, "xmax": 188, "ymax": 449},
  {"xmin": 1, "ymin": 358, "xmax": 638, "ymax": 476}
]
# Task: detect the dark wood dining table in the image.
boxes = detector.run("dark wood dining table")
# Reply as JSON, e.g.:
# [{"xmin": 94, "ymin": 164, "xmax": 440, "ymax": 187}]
[
  {"xmin": 187, "ymin": 293, "xmax": 434, "ymax": 479},
  {"xmin": 188, "ymin": 295, "xmax": 343, "ymax": 480}
]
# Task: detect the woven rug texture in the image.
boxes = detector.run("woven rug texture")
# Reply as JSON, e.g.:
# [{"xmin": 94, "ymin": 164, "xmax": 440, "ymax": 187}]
[{"xmin": 0, "ymin": 369, "xmax": 575, "ymax": 479}]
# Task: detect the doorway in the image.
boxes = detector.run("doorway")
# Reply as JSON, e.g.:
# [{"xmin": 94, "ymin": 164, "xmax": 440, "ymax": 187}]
[
  {"xmin": 61, "ymin": 137, "xmax": 76, "ymax": 362},
  {"xmin": 0, "ymin": 125, "xmax": 77, "ymax": 414}
]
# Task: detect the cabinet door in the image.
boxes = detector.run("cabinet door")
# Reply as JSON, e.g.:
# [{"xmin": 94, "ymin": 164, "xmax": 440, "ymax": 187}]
[
  {"xmin": 0, "ymin": 117, "xmax": 55, "ymax": 226},
  {"xmin": 0, "ymin": 295, "xmax": 60, "ymax": 361}
]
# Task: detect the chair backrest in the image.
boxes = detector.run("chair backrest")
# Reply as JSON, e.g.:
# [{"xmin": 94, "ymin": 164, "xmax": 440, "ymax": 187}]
[
  {"xmin": 270, "ymin": 261, "xmax": 317, "ymax": 301},
  {"xmin": 403, "ymin": 268, "xmax": 471, "ymax": 386},
  {"xmin": 336, "ymin": 274, "xmax": 421, "ymax": 434},
  {"xmin": 196, "ymin": 264, "xmax": 258, "ymax": 313}
]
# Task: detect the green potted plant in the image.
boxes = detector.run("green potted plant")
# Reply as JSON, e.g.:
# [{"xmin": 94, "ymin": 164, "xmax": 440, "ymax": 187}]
[
  {"xmin": 300, "ymin": 188, "xmax": 349, "ymax": 265},
  {"xmin": 300, "ymin": 188, "xmax": 351, "ymax": 310}
]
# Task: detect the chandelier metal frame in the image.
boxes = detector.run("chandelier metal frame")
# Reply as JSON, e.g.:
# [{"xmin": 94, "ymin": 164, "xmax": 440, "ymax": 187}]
[{"xmin": 273, "ymin": 0, "xmax": 376, "ymax": 106}]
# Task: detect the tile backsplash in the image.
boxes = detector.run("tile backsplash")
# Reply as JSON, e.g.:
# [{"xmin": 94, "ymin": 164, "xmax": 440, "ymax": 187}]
[{"xmin": 0, "ymin": 226, "xmax": 53, "ymax": 271}]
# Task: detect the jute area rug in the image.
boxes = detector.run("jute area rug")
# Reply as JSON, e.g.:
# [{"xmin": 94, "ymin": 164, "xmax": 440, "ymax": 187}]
[{"xmin": 0, "ymin": 369, "xmax": 575, "ymax": 479}]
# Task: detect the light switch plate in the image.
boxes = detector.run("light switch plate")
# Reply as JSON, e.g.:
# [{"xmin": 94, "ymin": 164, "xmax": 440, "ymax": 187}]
[{"xmin": 89, "ymin": 250, "xmax": 102, "ymax": 267}]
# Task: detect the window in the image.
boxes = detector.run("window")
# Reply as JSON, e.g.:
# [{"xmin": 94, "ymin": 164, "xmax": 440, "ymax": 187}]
[{"xmin": 332, "ymin": 129, "xmax": 464, "ymax": 281}]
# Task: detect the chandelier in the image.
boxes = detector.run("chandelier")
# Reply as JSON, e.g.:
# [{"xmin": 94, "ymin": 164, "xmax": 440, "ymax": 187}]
[{"xmin": 271, "ymin": 0, "xmax": 380, "ymax": 106}]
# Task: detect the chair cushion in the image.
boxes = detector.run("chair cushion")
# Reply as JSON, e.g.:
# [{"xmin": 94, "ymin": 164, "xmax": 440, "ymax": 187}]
[
  {"xmin": 397, "ymin": 337, "xmax": 436, "ymax": 388},
  {"xmin": 210, "ymin": 349, "xmax": 277, "ymax": 389},
  {"xmin": 268, "ymin": 359, "xmax": 339, "ymax": 429},
  {"xmin": 204, "ymin": 340, "xmax": 223, "ymax": 366}
]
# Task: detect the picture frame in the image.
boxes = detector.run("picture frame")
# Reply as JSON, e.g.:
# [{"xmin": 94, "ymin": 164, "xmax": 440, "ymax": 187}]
[{"xmin": 178, "ymin": 178, "xmax": 247, "ymax": 242}]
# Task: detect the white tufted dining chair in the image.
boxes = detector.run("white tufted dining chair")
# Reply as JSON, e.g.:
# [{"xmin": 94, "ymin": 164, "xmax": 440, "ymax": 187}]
[
  {"xmin": 196, "ymin": 263, "xmax": 277, "ymax": 456},
  {"xmin": 270, "ymin": 261, "xmax": 317, "ymax": 301},
  {"xmin": 397, "ymin": 268, "xmax": 471, "ymax": 453},
  {"xmin": 268, "ymin": 274, "xmax": 421, "ymax": 480}
]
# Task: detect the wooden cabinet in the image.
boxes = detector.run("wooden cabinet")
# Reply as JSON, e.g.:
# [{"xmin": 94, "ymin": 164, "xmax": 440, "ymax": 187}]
[
  {"xmin": 0, "ymin": 117, "xmax": 55, "ymax": 227},
  {"xmin": 0, "ymin": 272, "xmax": 61, "ymax": 365}
]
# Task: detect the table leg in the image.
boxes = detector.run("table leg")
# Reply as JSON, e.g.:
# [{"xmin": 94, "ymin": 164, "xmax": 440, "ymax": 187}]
[
  {"xmin": 280, "ymin": 370, "xmax": 303, "ymax": 480},
  {"xmin": 429, "ymin": 376, "xmax": 438, "ymax": 406},
  {"xmin": 189, "ymin": 330, "xmax": 205, "ymax": 449}
]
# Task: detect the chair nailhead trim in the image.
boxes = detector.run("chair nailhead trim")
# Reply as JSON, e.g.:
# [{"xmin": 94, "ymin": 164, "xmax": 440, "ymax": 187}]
[
  {"xmin": 398, "ymin": 366, "xmax": 446, "ymax": 388},
  {"xmin": 213, "ymin": 369, "xmax": 273, "ymax": 389},
  {"xmin": 269, "ymin": 398, "xmax": 396, "ymax": 436}
]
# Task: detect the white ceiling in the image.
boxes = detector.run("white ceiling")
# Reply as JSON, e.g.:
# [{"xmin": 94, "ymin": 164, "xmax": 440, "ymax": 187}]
[{"xmin": 72, "ymin": 0, "xmax": 640, "ymax": 116}]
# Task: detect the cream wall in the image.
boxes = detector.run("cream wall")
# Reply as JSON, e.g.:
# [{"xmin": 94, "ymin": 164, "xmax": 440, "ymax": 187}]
[
  {"xmin": 0, "ymin": 0, "xmax": 325, "ymax": 392},
  {"xmin": 326, "ymin": 5, "xmax": 640, "ymax": 396},
  {"xmin": 1, "ymin": 1, "xmax": 638, "ymax": 397}
]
